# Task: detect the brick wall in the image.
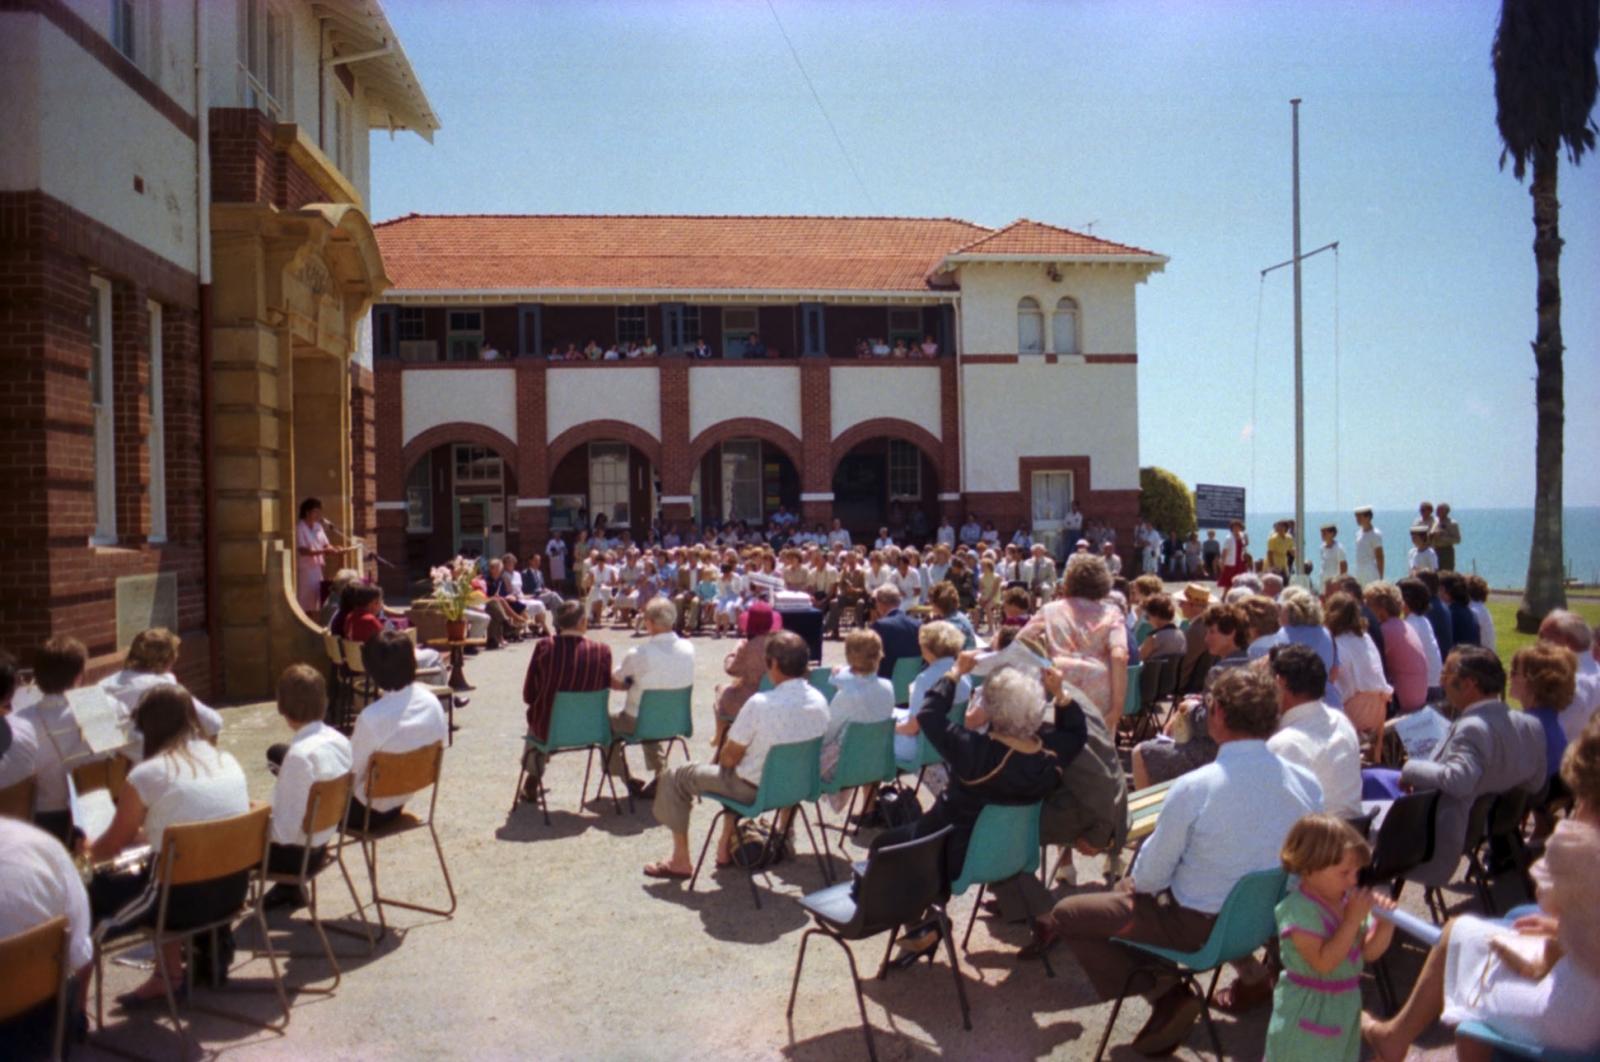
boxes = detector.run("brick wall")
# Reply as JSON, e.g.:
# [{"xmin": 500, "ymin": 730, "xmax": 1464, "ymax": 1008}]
[
  {"xmin": 350, "ymin": 363, "xmax": 376, "ymax": 552},
  {"xmin": 0, "ymin": 190, "xmax": 209, "ymax": 690},
  {"xmin": 209, "ymin": 108, "xmax": 328, "ymax": 211}
]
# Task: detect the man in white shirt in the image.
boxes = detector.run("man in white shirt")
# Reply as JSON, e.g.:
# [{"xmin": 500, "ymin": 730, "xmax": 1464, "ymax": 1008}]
[
  {"xmin": 1539, "ymin": 610, "xmax": 1600, "ymax": 742},
  {"xmin": 645, "ymin": 631, "xmax": 828, "ymax": 880},
  {"xmin": 479, "ymin": 342, "xmax": 502, "ymax": 361},
  {"xmin": 1063, "ymin": 502, "xmax": 1084, "ymax": 536},
  {"xmin": 827, "ymin": 519, "xmax": 852, "ymax": 549},
  {"xmin": 959, "ymin": 516, "xmax": 982, "ymax": 547},
  {"xmin": 891, "ymin": 556, "xmax": 924, "ymax": 608},
  {"xmin": 1353, "ymin": 506, "xmax": 1384, "ymax": 585},
  {"xmin": 1021, "ymin": 544, "xmax": 1058, "ymax": 606},
  {"xmin": 0, "ymin": 817, "xmax": 94, "ymax": 1048},
  {"xmin": 263, "ymin": 664, "xmax": 354, "ymax": 908},
  {"xmin": 608, "ymin": 599, "xmax": 697, "ymax": 797},
  {"xmin": 1266, "ymin": 644, "xmax": 1362, "ymax": 818},
  {"xmin": 935, "ymin": 517, "xmax": 956, "ymax": 548},
  {"xmin": 1317, "ymin": 523, "xmax": 1348, "ymax": 593},
  {"xmin": 348, "ymin": 631, "xmax": 448, "ymax": 828},
  {"xmin": 1034, "ymin": 666, "xmax": 1322, "ymax": 1054}
]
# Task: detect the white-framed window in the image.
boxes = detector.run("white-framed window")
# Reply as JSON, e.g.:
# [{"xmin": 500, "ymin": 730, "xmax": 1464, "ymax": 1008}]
[
  {"xmin": 722, "ymin": 307, "xmax": 759, "ymax": 358},
  {"xmin": 89, "ymin": 276, "xmax": 117, "ymax": 544},
  {"xmin": 887, "ymin": 308, "xmax": 922, "ymax": 345},
  {"xmin": 331, "ymin": 86, "xmax": 353, "ymax": 175},
  {"xmin": 1051, "ymin": 297, "xmax": 1080, "ymax": 355},
  {"xmin": 110, "ymin": 0, "xmax": 137, "ymax": 61},
  {"xmin": 589, "ymin": 442, "xmax": 631, "ymax": 529},
  {"xmin": 446, "ymin": 310, "xmax": 483, "ymax": 362},
  {"xmin": 146, "ymin": 301, "xmax": 168, "ymax": 543},
  {"xmin": 1017, "ymin": 296, "xmax": 1044, "ymax": 354},
  {"xmin": 679, "ymin": 306, "xmax": 701, "ymax": 347},
  {"xmin": 888, "ymin": 440, "xmax": 922, "ymax": 501},
  {"xmin": 238, "ymin": 0, "xmax": 292, "ymax": 119},
  {"xmin": 1030, "ymin": 470, "xmax": 1075, "ymax": 556},
  {"xmin": 397, "ymin": 307, "xmax": 426, "ymax": 341},
  {"xmin": 616, "ymin": 306, "xmax": 648, "ymax": 346},
  {"xmin": 720, "ymin": 440, "xmax": 762, "ymax": 523},
  {"xmin": 406, "ymin": 453, "xmax": 432, "ymax": 532},
  {"xmin": 453, "ymin": 445, "xmax": 502, "ymax": 488}
]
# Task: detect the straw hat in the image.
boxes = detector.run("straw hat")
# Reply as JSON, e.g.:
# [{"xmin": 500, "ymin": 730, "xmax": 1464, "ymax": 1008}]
[{"xmin": 1182, "ymin": 583, "xmax": 1213, "ymax": 607}]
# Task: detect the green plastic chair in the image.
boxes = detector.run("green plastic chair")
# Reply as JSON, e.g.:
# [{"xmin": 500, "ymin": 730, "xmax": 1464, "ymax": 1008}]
[
  {"xmin": 1117, "ymin": 662, "xmax": 1150, "ymax": 744},
  {"xmin": 950, "ymin": 802, "xmax": 1048, "ymax": 970},
  {"xmin": 815, "ymin": 719, "xmax": 896, "ymax": 870},
  {"xmin": 613, "ymin": 686, "xmax": 694, "ymax": 812},
  {"xmin": 1092, "ymin": 867, "xmax": 1288, "ymax": 1061},
  {"xmin": 513, "ymin": 689, "xmax": 620, "ymax": 825},
  {"xmin": 807, "ymin": 666, "xmax": 838, "ymax": 702},
  {"xmin": 1122, "ymin": 662, "xmax": 1144, "ymax": 716},
  {"xmin": 690, "ymin": 737, "xmax": 828, "ymax": 909},
  {"xmin": 890, "ymin": 657, "xmax": 924, "ymax": 707}
]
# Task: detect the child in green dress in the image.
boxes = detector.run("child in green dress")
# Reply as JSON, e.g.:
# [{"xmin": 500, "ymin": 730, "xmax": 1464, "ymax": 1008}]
[{"xmin": 1267, "ymin": 814, "xmax": 1397, "ymax": 1061}]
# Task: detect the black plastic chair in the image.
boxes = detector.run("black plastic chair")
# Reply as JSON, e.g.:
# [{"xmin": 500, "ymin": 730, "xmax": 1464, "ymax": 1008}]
[
  {"xmin": 1147, "ymin": 653, "xmax": 1183, "ymax": 727},
  {"xmin": 787, "ymin": 826, "xmax": 971, "ymax": 1062},
  {"xmin": 1363, "ymin": 790, "xmax": 1439, "ymax": 1012},
  {"xmin": 1461, "ymin": 789, "xmax": 1533, "ymax": 916}
]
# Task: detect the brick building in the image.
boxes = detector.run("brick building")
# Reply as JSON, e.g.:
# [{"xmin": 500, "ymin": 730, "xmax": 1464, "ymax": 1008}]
[
  {"xmin": 0, "ymin": 0, "xmax": 435, "ymax": 697},
  {"xmin": 369, "ymin": 215, "xmax": 1166, "ymax": 588}
]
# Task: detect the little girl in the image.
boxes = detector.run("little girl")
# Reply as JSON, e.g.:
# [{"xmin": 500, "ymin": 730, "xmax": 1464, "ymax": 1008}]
[
  {"xmin": 712, "ymin": 564, "xmax": 744, "ymax": 637},
  {"xmin": 977, "ymin": 558, "xmax": 1001, "ymax": 630},
  {"xmin": 1268, "ymin": 814, "xmax": 1396, "ymax": 1061}
]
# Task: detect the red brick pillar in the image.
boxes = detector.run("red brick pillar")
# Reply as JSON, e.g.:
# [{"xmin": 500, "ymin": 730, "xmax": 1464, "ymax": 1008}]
[
  {"xmin": 516, "ymin": 358, "xmax": 551, "ymax": 550},
  {"xmin": 373, "ymin": 363, "xmax": 409, "ymax": 595},
  {"xmin": 799, "ymin": 359, "xmax": 832, "ymax": 526},
  {"xmin": 349, "ymin": 364, "xmax": 377, "ymax": 554},
  {"xmin": 939, "ymin": 355, "xmax": 964, "ymax": 526},
  {"xmin": 111, "ymin": 282, "xmax": 151, "ymax": 542},
  {"xmin": 658, "ymin": 358, "xmax": 694, "ymax": 524}
]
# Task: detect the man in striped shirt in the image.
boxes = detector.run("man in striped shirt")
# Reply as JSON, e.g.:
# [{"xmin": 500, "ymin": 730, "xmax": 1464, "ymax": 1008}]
[{"xmin": 520, "ymin": 600, "xmax": 612, "ymax": 803}]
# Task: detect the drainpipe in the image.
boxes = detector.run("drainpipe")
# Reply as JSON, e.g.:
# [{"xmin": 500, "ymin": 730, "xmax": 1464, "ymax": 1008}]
[
  {"xmin": 195, "ymin": 0, "xmax": 221, "ymax": 695},
  {"xmin": 953, "ymin": 296, "xmax": 966, "ymax": 497}
]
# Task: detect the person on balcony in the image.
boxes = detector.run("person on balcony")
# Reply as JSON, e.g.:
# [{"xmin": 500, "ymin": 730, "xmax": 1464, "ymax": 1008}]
[{"xmin": 744, "ymin": 332, "xmax": 766, "ymax": 358}]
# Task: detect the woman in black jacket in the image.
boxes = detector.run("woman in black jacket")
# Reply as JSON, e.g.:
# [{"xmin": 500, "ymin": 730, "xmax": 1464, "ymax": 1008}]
[{"xmin": 871, "ymin": 655, "xmax": 1063, "ymax": 959}]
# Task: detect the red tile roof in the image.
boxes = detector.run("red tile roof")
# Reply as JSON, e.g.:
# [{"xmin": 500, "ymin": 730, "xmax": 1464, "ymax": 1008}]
[
  {"xmin": 946, "ymin": 218, "xmax": 1160, "ymax": 259},
  {"xmin": 373, "ymin": 214, "xmax": 1163, "ymax": 294},
  {"xmin": 375, "ymin": 214, "xmax": 988, "ymax": 293}
]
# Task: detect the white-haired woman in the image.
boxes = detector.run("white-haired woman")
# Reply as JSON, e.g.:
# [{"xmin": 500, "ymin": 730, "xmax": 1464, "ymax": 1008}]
[
  {"xmin": 1278, "ymin": 585, "xmax": 1344, "ymax": 707},
  {"xmin": 871, "ymin": 655, "xmax": 1063, "ymax": 964}
]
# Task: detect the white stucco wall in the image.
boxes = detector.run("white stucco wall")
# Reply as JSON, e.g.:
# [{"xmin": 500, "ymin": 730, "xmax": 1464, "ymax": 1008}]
[
  {"xmin": 0, "ymin": 12, "xmax": 199, "ymax": 274},
  {"xmin": 830, "ymin": 365, "xmax": 942, "ymax": 440},
  {"xmin": 956, "ymin": 262, "xmax": 1142, "ymax": 355},
  {"xmin": 960, "ymin": 361, "xmax": 1140, "ymax": 492},
  {"xmin": 403, "ymin": 368, "xmax": 518, "ymax": 448},
  {"xmin": 689, "ymin": 367, "xmax": 801, "ymax": 441},
  {"xmin": 548, "ymin": 367, "xmax": 661, "ymax": 443}
]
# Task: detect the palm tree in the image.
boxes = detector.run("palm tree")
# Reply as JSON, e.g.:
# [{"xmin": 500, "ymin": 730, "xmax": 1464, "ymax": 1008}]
[{"xmin": 1492, "ymin": 0, "xmax": 1598, "ymax": 631}]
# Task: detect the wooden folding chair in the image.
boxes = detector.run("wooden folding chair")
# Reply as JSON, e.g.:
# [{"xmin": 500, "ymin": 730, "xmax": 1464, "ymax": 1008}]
[
  {"xmin": 93, "ymin": 805, "xmax": 290, "ymax": 1049},
  {"xmin": 71, "ymin": 755, "xmax": 131, "ymax": 801},
  {"xmin": 262, "ymin": 772, "xmax": 375, "ymax": 992},
  {"xmin": 343, "ymin": 743, "xmax": 456, "ymax": 935},
  {"xmin": 0, "ymin": 916, "xmax": 70, "ymax": 1061},
  {"xmin": 0, "ymin": 774, "xmax": 37, "ymax": 821},
  {"xmin": 340, "ymin": 639, "xmax": 377, "ymax": 726}
]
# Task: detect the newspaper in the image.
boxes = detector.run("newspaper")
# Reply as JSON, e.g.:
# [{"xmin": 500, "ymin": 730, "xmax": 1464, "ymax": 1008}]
[
  {"xmin": 1387, "ymin": 706, "xmax": 1451, "ymax": 761},
  {"xmin": 970, "ymin": 632, "xmax": 1054, "ymax": 677},
  {"xmin": 67, "ymin": 685, "xmax": 133, "ymax": 756}
]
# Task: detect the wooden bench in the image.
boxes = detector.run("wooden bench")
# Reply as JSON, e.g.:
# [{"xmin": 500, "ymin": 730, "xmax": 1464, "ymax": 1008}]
[{"xmin": 1125, "ymin": 780, "xmax": 1173, "ymax": 844}]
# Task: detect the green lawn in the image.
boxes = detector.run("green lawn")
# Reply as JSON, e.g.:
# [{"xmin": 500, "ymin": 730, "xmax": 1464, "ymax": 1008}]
[{"xmin": 1487, "ymin": 599, "xmax": 1600, "ymax": 669}]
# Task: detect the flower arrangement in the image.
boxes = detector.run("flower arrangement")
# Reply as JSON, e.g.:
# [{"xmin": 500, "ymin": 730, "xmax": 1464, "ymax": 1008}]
[{"xmin": 428, "ymin": 558, "xmax": 487, "ymax": 621}]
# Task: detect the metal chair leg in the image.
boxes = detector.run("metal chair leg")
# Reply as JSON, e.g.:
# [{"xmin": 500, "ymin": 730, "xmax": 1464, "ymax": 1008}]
[
  {"xmin": 962, "ymin": 883, "xmax": 985, "ymax": 950},
  {"xmin": 785, "ymin": 926, "xmax": 817, "ymax": 1017},
  {"xmin": 581, "ymin": 748, "xmax": 596, "ymax": 813},
  {"xmin": 819, "ymin": 931, "xmax": 878, "ymax": 1062},
  {"xmin": 689, "ymin": 809, "xmax": 729, "ymax": 892},
  {"xmin": 877, "ymin": 925, "xmax": 900, "ymax": 980},
  {"xmin": 1094, "ymin": 964, "xmax": 1159, "ymax": 1062},
  {"xmin": 795, "ymin": 804, "xmax": 831, "ymax": 884},
  {"xmin": 511, "ymin": 756, "xmax": 528, "ymax": 816},
  {"xmin": 934, "ymin": 905, "xmax": 972, "ymax": 1031},
  {"xmin": 1192, "ymin": 974, "xmax": 1224, "ymax": 1059},
  {"xmin": 812, "ymin": 801, "xmax": 834, "ymax": 882},
  {"xmin": 1016, "ymin": 880, "xmax": 1055, "ymax": 978}
]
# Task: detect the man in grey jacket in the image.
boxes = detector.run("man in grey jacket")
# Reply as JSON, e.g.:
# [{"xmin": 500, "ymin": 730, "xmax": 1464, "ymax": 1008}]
[{"xmin": 1400, "ymin": 645, "xmax": 1546, "ymax": 887}]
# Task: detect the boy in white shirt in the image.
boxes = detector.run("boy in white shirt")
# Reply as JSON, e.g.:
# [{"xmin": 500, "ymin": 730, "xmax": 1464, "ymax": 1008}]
[
  {"xmin": 1407, "ymin": 527, "xmax": 1439, "ymax": 574},
  {"xmin": 264, "ymin": 664, "xmax": 354, "ymax": 908},
  {"xmin": 348, "ymin": 632, "xmax": 448, "ymax": 830},
  {"xmin": 1317, "ymin": 524, "xmax": 1348, "ymax": 593},
  {"xmin": 13, "ymin": 637, "xmax": 100, "ymax": 844}
]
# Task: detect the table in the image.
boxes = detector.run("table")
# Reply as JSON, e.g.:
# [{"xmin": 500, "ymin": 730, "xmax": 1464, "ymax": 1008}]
[
  {"xmin": 776, "ymin": 607, "xmax": 824, "ymax": 663},
  {"xmin": 425, "ymin": 638, "xmax": 488, "ymax": 692}
]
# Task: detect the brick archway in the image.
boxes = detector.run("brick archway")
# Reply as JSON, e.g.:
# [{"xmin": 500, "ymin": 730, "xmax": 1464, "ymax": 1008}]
[
  {"xmin": 686, "ymin": 417, "xmax": 805, "ymax": 472},
  {"xmin": 401, "ymin": 423, "xmax": 519, "ymax": 481},
  {"xmin": 546, "ymin": 419, "xmax": 663, "ymax": 472},
  {"xmin": 829, "ymin": 418, "xmax": 945, "ymax": 481}
]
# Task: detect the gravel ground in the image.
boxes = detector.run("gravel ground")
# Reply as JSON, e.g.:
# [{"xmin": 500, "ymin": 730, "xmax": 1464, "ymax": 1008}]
[{"xmin": 81, "ymin": 620, "xmax": 1468, "ymax": 1061}]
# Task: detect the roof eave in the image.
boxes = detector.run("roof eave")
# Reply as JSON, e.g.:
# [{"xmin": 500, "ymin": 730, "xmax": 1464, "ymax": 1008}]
[
  {"xmin": 316, "ymin": 0, "xmax": 441, "ymax": 138},
  {"xmin": 378, "ymin": 285, "xmax": 963, "ymax": 304}
]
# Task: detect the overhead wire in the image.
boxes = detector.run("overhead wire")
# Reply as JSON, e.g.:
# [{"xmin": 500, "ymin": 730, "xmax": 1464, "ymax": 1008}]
[{"xmin": 765, "ymin": 0, "xmax": 877, "ymax": 213}]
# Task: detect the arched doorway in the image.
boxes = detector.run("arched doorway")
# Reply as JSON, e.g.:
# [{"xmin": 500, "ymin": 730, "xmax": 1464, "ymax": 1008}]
[
  {"xmin": 401, "ymin": 440, "xmax": 519, "ymax": 577},
  {"xmin": 549, "ymin": 439, "xmax": 657, "ymax": 541},
  {"xmin": 832, "ymin": 436, "xmax": 941, "ymax": 543},
  {"xmin": 693, "ymin": 437, "xmax": 800, "ymax": 531}
]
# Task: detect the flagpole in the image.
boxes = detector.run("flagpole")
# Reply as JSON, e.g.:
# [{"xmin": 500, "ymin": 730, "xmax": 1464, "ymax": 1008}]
[{"xmin": 1291, "ymin": 98, "xmax": 1306, "ymax": 584}]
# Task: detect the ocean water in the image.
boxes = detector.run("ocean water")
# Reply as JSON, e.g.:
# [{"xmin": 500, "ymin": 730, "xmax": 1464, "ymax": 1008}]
[{"xmin": 1228, "ymin": 508, "xmax": 1600, "ymax": 590}]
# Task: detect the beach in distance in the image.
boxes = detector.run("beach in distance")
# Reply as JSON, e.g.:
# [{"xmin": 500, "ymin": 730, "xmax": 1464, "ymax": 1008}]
[{"xmin": 1234, "ymin": 507, "xmax": 1600, "ymax": 590}]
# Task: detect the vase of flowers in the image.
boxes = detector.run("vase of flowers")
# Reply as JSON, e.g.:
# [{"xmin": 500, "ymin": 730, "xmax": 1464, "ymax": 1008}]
[{"xmin": 429, "ymin": 560, "xmax": 486, "ymax": 642}]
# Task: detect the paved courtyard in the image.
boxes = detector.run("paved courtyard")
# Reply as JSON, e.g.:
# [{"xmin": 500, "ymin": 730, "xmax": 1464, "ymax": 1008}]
[{"xmin": 83, "ymin": 621, "xmax": 1465, "ymax": 1060}]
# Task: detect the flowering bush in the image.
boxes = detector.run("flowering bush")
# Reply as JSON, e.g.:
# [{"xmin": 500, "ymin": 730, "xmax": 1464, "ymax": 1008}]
[{"xmin": 428, "ymin": 558, "xmax": 487, "ymax": 621}]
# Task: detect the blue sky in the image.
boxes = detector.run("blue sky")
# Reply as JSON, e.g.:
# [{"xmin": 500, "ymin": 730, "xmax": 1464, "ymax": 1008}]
[{"xmin": 370, "ymin": 0, "xmax": 1600, "ymax": 512}]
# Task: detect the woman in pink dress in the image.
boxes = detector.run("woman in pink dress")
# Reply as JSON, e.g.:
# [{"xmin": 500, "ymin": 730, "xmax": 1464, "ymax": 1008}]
[
  {"xmin": 713, "ymin": 600, "xmax": 781, "ymax": 747},
  {"xmin": 1017, "ymin": 553, "xmax": 1130, "ymax": 731}
]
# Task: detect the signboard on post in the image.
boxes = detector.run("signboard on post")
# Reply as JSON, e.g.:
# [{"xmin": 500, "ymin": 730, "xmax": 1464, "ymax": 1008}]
[{"xmin": 1194, "ymin": 484, "xmax": 1246, "ymax": 529}]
